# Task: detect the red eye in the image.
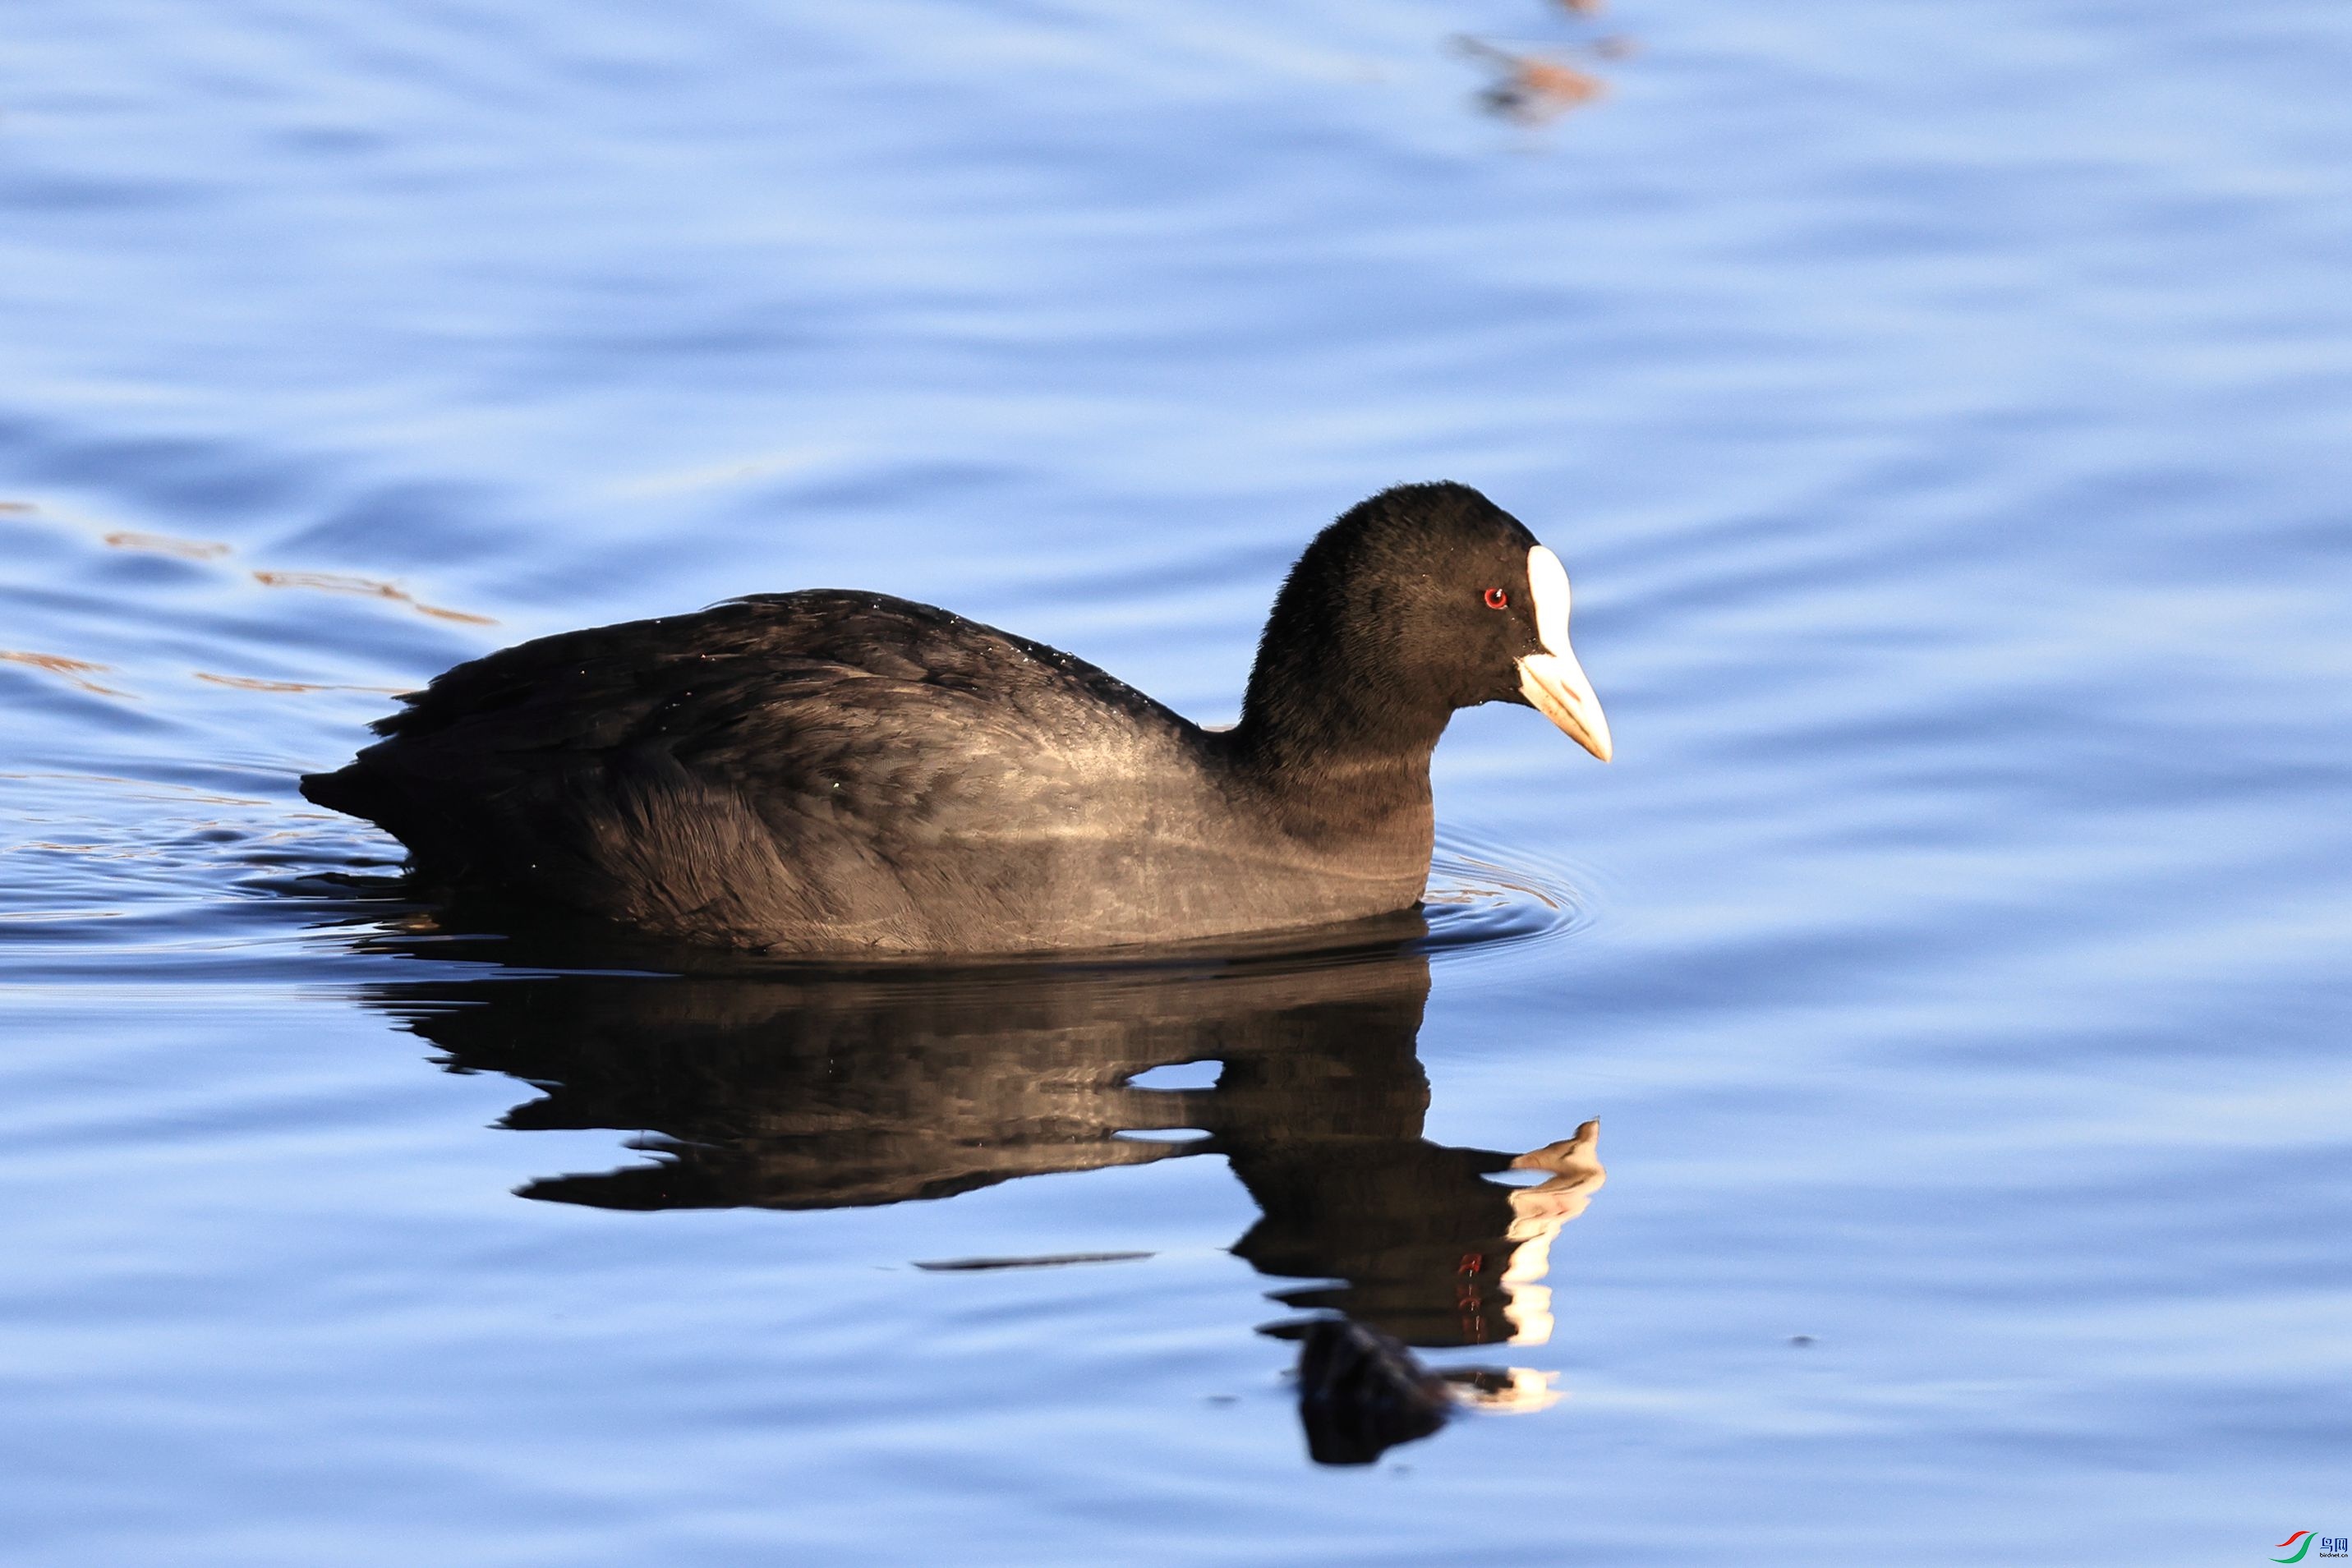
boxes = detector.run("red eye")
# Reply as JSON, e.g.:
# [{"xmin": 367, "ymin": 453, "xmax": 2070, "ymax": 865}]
[{"xmin": 1484, "ymin": 586, "xmax": 1509, "ymax": 609}]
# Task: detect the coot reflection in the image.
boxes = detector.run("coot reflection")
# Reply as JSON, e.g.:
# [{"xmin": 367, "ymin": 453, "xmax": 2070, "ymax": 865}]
[{"xmin": 360, "ymin": 920, "xmax": 1604, "ymax": 1462}]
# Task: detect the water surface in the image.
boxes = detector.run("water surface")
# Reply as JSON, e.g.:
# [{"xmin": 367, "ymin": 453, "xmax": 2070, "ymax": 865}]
[{"xmin": 3, "ymin": 0, "xmax": 2350, "ymax": 1561}]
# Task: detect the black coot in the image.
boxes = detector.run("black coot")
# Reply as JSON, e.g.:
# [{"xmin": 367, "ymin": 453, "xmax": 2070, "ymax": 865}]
[{"xmin": 301, "ymin": 482, "xmax": 1612, "ymax": 954}]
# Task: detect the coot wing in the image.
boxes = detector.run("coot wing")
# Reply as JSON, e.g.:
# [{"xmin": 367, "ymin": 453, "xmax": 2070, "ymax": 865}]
[{"xmin": 304, "ymin": 591, "xmax": 1211, "ymax": 950}]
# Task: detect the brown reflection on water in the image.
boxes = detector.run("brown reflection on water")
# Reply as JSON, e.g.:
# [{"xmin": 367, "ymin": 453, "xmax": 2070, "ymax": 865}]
[
  {"xmin": 363, "ymin": 930, "xmax": 1607, "ymax": 1455},
  {"xmin": 1449, "ymin": 0, "xmax": 1638, "ymax": 127},
  {"xmin": 0, "ymin": 771, "xmax": 272, "ymax": 807},
  {"xmin": 1454, "ymin": 37, "xmax": 1608, "ymax": 124},
  {"xmin": 0, "ymin": 649, "xmax": 132, "ymax": 697},
  {"xmin": 104, "ymin": 529, "xmax": 233, "ymax": 560},
  {"xmin": 191, "ymin": 671, "xmax": 408, "ymax": 695},
  {"xmin": 251, "ymin": 568, "xmax": 495, "ymax": 626},
  {"xmin": 2, "ymin": 651, "xmax": 406, "ymax": 704},
  {"xmin": 4, "ymin": 503, "xmax": 500, "ymax": 681}
]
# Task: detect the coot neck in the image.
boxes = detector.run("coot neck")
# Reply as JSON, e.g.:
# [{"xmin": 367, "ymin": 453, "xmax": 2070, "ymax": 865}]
[{"xmin": 1226, "ymin": 641, "xmax": 1452, "ymax": 844}]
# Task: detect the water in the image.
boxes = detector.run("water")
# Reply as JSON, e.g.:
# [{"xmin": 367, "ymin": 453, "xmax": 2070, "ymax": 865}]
[{"xmin": 4, "ymin": 0, "xmax": 2350, "ymax": 1560}]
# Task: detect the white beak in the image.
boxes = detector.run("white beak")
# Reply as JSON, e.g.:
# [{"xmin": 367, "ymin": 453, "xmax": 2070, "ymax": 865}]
[{"xmin": 1517, "ymin": 545, "xmax": 1613, "ymax": 763}]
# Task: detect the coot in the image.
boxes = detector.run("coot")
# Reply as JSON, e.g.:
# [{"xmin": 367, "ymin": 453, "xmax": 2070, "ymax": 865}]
[{"xmin": 302, "ymin": 482, "xmax": 1610, "ymax": 954}]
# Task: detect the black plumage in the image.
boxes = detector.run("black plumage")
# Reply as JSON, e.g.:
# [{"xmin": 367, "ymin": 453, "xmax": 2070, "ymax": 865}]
[{"xmin": 301, "ymin": 481, "xmax": 1610, "ymax": 954}]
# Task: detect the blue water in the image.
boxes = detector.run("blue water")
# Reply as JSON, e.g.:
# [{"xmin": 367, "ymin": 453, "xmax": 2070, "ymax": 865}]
[{"xmin": 4, "ymin": 0, "xmax": 2350, "ymax": 1561}]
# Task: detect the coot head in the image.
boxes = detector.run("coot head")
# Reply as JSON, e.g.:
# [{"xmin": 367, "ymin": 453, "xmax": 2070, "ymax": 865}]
[{"xmin": 1239, "ymin": 482, "xmax": 1613, "ymax": 767}]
